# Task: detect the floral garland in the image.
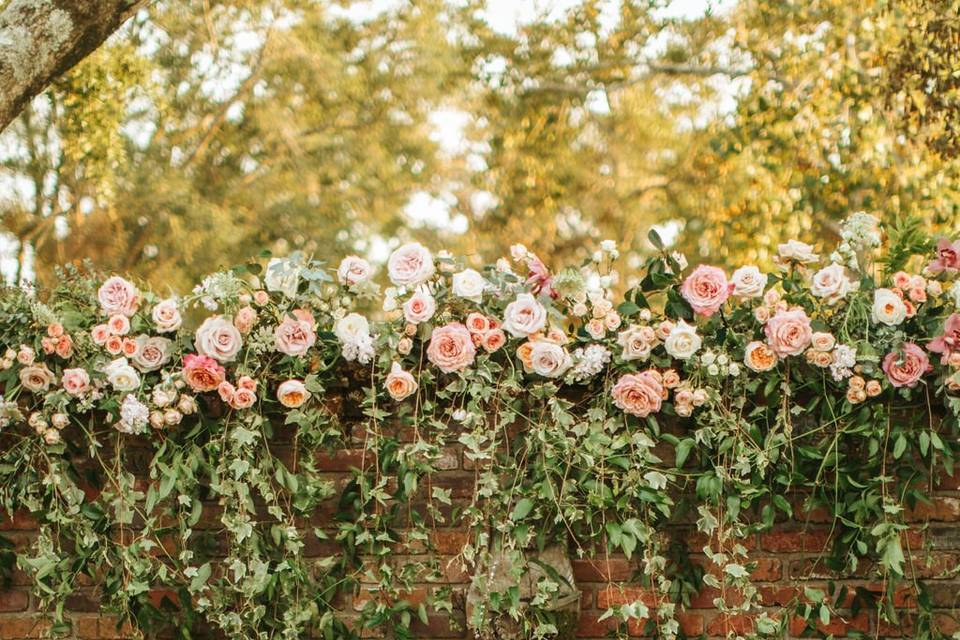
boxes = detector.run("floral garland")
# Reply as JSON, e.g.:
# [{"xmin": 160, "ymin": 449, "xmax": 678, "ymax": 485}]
[{"xmin": 1, "ymin": 214, "xmax": 960, "ymax": 638}]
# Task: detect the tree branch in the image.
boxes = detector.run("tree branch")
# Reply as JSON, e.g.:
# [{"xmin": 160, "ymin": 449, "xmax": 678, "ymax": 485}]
[{"xmin": 0, "ymin": 0, "xmax": 150, "ymax": 132}]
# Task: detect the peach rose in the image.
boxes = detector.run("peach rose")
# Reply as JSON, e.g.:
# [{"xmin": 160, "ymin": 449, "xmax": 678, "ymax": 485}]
[
  {"xmin": 385, "ymin": 362, "xmax": 418, "ymax": 401},
  {"xmin": 274, "ymin": 315, "xmax": 316, "ymax": 357},
  {"xmin": 764, "ymin": 308, "xmax": 813, "ymax": 357},
  {"xmin": 465, "ymin": 312, "xmax": 489, "ymax": 335},
  {"xmin": 105, "ymin": 336, "xmax": 124, "ymax": 355},
  {"xmin": 108, "ymin": 314, "xmax": 130, "ymax": 336},
  {"xmin": 54, "ymin": 335, "xmax": 73, "ymax": 359},
  {"xmin": 98, "ymin": 276, "xmax": 140, "ymax": 316},
  {"xmin": 403, "ymin": 289, "xmax": 436, "ymax": 325},
  {"xmin": 426, "ymin": 323, "xmax": 476, "ymax": 373},
  {"xmin": 882, "ymin": 342, "xmax": 930, "ymax": 388},
  {"xmin": 483, "ymin": 329, "xmax": 506, "ymax": 353},
  {"xmin": 610, "ymin": 371, "xmax": 663, "ymax": 418},
  {"xmin": 182, "ymin": 354, "xmax": 225, "ymax": 392},
  {"xmin": 277, "ymin": 379, "xmax": 310, "ymax": 408},
  {"xmin": 661, "ymin": 369, "xmax": 680, "ymax": 389},
  {"xmin": 61, "ymin": 368, "xmax": 90, "ymax": 396},
  {"xmin": 195, "ymin": 316, "xmax": 243, "ymax": 362},
  {"xmin": 865, "ymin": 380, "xmax": 882, "ymax": 397},
  {"xmin": 238, "ymin": 376, "xmax": 257, "ymax": 392},
  {"xmin": 218, "ymin": 381, "xmax": 236, "ymax": 403},
  {"xmin": 681, "ymin": 265, "xmax": 731, "ymax": 317},
  {"xmin": 91, "ymin": 324, "xmax": 111, "ymax": 346},
  {"xmin": 810, "ymin": 332, "xmax": 836, "ymax": 352},
  {"xmin": 743, "ymin": 341, "xmax": 778, "ymax": 372}
]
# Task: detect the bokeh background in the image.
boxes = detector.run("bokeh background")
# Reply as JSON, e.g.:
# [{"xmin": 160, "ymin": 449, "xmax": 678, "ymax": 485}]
[{"xmin": 1, "ymin": 0, "xmax": 958, "ymax": 290}]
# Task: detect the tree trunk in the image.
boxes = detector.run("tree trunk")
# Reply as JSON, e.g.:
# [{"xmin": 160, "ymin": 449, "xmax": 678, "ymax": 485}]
[{"xmin": 0, "ymin": 0, "xmax": 148, "ymax": 132}]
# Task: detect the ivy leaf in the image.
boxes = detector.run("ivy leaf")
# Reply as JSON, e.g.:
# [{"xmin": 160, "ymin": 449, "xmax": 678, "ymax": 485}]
[{"xmin": 511, "ymin": 498, "xmax": 534, "ymax": 521}]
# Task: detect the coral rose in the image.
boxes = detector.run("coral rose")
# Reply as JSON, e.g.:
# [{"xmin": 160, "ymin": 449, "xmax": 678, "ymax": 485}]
[
  {"xmin": 610, "ymin": 371, "xmax": 663, "ymax": 418},
  {"xmin": 182, "ymin": 354, "xmax": 225, "ymax": 392},
  {"xmin": 426, "ymin": 323, "xmax": 475, "ymax": 373}
]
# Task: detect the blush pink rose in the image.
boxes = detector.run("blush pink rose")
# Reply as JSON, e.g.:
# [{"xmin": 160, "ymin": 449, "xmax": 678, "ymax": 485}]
[
  {"xmin": 194, "ymin": 316, "xmax": 243, "ymax": 362},
  {"xmin": 91, "ymin": 324, "xmax": 111, "ymax": 345},
  {"xmin": 182, "ymin": 354, "xmax": 225, "ymax": 392},
  {"xmin": 274, "ymin": 315, "xmax": 316, "ymax": 357},
  {"xmin": 98, "ymin": 276, "xmax": 140, "ymax": 317},
  {"xmin": 610, "ymin": 370, "xmax": 664, "ymax": 418},
  {"xmin": 465, "ymin": 312, "xmax": 490, "ymax": 334},
  {"xmin": 218, "ymin": 381, "xmax": 236, "ymax": 403},
  {"xmin": 483, "ymin": 329, "xmax": 506, "ymax": 353},
  {"xmin": 426, "ymin": 323, "xmax": 476, "ymax": 373},
  {"xmin": 681, "ymin": 265, "xmax": 731, "ymax": 317},
  {"xmin": 764, "ymin": 308, "xmax": 813, "ymax": 357},
  {"xmin": 231, "ymin": 388, "xmax": 257, "ymax": 409},
  {"xmin": 234, "ymin": 306, "xmax": 258, "ymax": 334},
  {"xmin": 882, "ymin": 342, "xmax": 930, "ymax": 388},
  {"xmin": 61, "ymin": 368, "xmax": 91, "ymax": 396}
]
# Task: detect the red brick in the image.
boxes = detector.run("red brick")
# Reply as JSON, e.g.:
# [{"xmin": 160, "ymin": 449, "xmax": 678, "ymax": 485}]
[
  {"xmin": 760, "ymin": 529, "xmax": 832, "ymax": 552},
  {"xmin": 571, "ymin": 557, "xmax": 634, "ymax": 582}
]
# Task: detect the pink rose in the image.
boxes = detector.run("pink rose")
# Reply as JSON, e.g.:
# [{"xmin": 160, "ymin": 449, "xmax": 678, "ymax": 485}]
[
  {"xmin": 387, "ymin": 242, "xmax": 435, "ymax": 286},
  {"xmin": 337, "ymin": 255, "xmax": 372, "ymax": 286},
  {"xmin": 108, "ymin": 314, "xmax": 130, "ymax": 336},
  {"xmin": 218, "ymin": 381, "xmax": 236, "ymax": 403},
  {"xmin": 54, "ymin": 334, "xmax": 73, "ymax": 359},
  {"xmin": 231, "ymin": 388, "xmax": 257, "ymax": 409},
  {"xmin": 91, "ymin": 324, "xmax": 111, "ymax": 345},
  {"xmin": 403, "ymin": 289, "xmax": 437, "ymax": 325},
  {"xmin": 274, "ymin": 315, "xmax": 316, "ymax": 357},
  {"xmin": 194, "ymin": 316, "xmax": 243, "ymax": 362},
  {"xmin": 238, "ymin": 376, "xmax": 257, "ymax": 391},
  {"xmin": 928, "ymin": 313, "xmax": 960, "ymax": 364},
  {"xmin": 928, "ymin": 238, "xmax": 960, "ymax": 275},
  {"xmin": 426, "ymin": 323, "xmax": 476, "ymax": 373},
  {"xmin": 764, "ymin": 308, "xmax": 813, "ymax": 357},
  {"xmin": 610, "ymin": 371, "xmax": 663, "ymax": 418},
  {"xmin": 61, "ymin": 368, "xmax": 91, "ymax": 396},
  {"xmin": 482, "ymin": 329, "xmax": 506, "ymax": 353},
  {"xmin": 680, "ymin": 265, "xmax": 731, "ymax": 317},
  {"xmin": 97, "ymin": 276, "xmax": 140, "ymax": 317},
  {"xmin": 182, "ymin": 354, "xmax": 225, "ymax": 392},
  {"xmin": 234, "ymin": 306, "xmax": 258, "ymax": 334},
  {"xmin": 882, "ymin": 342, "xmax": 930, "ymax": 388}
]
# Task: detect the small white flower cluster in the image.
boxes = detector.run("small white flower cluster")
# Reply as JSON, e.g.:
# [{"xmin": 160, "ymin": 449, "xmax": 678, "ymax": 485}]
[
  {"xmin": 829, "ymin": 343, "xmax": 857, "ymax": 381},
  {"xmin": 566, "ymin": 344, "xmax": 611, "ymax": 383},
  {"xmin": 699, "ymin": 350, "xmax": 740, "ymax": 378},
  {"xmin": 335, "ymin": 312, "xmax": 375, "ymax": 364},
  {"xmin": 117, "ymin": 394, "xmax": 150, "ymax": 434},
  {"xmin": 194, "ymin": 271, "xmax": 245, "ymax": 310},
  {"xmin": 592, "ymin": 239, "xmax": 619, "ymax": 262},
  {"xmin": 0, "ymin": 400, "xmax": 23, "ymax": 430},
  {"xmin": 831, "ymin": 211, "xmax": 881, "ymax": 270}
]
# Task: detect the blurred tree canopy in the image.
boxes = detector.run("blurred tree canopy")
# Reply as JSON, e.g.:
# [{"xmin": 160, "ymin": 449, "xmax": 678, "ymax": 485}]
[{"xmin": 1, "ymin": 0, "xmax": 959, "ymax": 288}]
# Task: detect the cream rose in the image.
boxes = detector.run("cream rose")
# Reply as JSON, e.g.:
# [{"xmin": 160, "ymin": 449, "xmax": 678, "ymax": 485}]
[
  {"xmin": 528, "ymin": 341, "xmax": 572, "ymax": 378},
  {"xmin": 277, "ymin": 379, "xmax": 310, "ymax": 408},
  {"xmin": 337, "ymin": 255, "xmax": 372, "ymax": 286},
  {"xmin": 776, "ymin": 240, "xmax": 819, "ymax": 265},
  {"xmin": 151, "ymin": 298, "xmax": 182, "ymax": 333},
  {"xmin": 810, "ymin": 332, "xmax": 836, "ymax": 352},
  {"xmin": 810, "ymin": 264, "xmax": 853, "ymax": 304},
  {"xmin": 20, "ymin": 364, "xmax": 55, "ymax": 393},
  {"xmin": 385, "ymin": 362, "xmax": 418, "ymax": 401},
  {"xmin": 132, "ymin": 336, "xmax": 173, "ymax": 372},
  {"xmin": 194, "ymin": 316, "xmax": 243, "ymax": 362},
  {"xmin": 617, "ymin": 325, "xmax": 656, "ymax": 361},
  {"xmin": 502, "ymin": 293, "xmax": 547, "ymax": 338},
  {"xmin": 664, "ymin": 319, "xmax": 702, "ymax": 360},
  {"xmin": 451, "ymin": 269, "xmax": 487, "ymax": 302},
  {"xmin": 103, "ymin": 357, "xmax": 141, "ymax": 391},
  {"xmin": 730, "ymin": 266, "xmax": 767, "ymax": 298},
  {"xmin": 387, "ymin": 242, "xmax": 435, "ymax": 287},
  {"xmin": 872, "ymin": 288, "xmax": 907, "ymax": 326}
]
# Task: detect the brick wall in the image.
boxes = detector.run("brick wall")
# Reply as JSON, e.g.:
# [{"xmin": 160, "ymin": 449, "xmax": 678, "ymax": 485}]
[{"xmin": 1, "ymin": 417, "xmax": 959, "ymax": 640}]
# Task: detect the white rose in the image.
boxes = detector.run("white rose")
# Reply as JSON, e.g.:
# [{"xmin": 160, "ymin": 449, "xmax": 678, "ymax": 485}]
[
  {"xmin": 950, "ymin": 281, "xmax": 960, "ymax": 309},
  {"xmin": 777, "ymin": 240, "xmax": 819, "ymax": 264},
  {"xmin": 265, "ymin": 257, "xmax": 302, "ymax": 297},
  {"xmin": 451, "ymin": 269, "xmax": 487, "ymax": 302},
  {"xmin": 335, "ymin": 313, "xmax": 370, "ymax": 344},
  {"xmin": 104, "ymin": 357, "xmax": 141, "ymax": 391},
  {"xmin": 194, "ymin": 316, "xmax": 243, "ymax": 363},
  {"xmin": 151, "ymin": 298, "xmax": 182, "ymax": 333},
  {"xmin": 528, "ymin": 341, "xmax": 572, "ymax": 378},
  {"xmin": 502, "ymin": 293, "xmax": 547, "ymax": 338},
  {"xmin": 664, "ymin": 319, "xmax": 702, "ymax": 360},
  {"xmin": 810, "ymin": 264, "xmax": 853, "ymax": 304},
  {"xmin": 337, "ymin": 256, "xmax": 372, "ymax": 286},
  {"xmin": 730, "ymin": 266, "xmax": 767, "ymax": 298},
  {"xmin": 387, "ymin": 242, "xmax": 435, "ymax": 286},
  {"xmin": 872, "ymin": 288, "xmax": 907, "ymax": 326}
]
